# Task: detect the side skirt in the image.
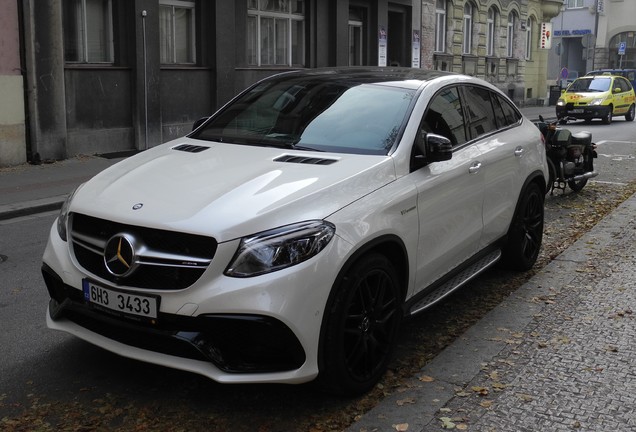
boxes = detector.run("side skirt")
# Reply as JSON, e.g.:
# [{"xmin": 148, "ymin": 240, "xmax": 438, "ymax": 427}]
[{"xmin": 405, "ymin": 248, "xmax": 502, "ymax": 317}]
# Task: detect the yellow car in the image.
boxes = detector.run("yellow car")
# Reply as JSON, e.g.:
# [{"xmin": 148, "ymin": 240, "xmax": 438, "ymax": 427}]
[{"xmin": 556, "ymin": 75, "xmax": 636, "ymax": 124}]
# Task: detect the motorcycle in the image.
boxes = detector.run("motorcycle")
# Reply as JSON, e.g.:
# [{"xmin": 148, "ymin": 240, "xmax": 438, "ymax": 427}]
[{"xmin": 534, "ymin": 115, "xmax": 598, "ymax": 194}]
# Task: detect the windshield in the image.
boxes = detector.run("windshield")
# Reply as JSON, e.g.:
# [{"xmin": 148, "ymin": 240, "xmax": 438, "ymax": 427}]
[
  {"xmin": 191, "ymin": 77, "xmax": 416, "ymax": 155},
  {"xmin": 567, "ymin": 77, "xmax": 611, "ymax": 93}
]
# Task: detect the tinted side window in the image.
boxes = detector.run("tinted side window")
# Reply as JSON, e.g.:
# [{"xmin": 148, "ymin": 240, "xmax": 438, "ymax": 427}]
[
  {"xmin": 492, "ymin": 96, "xmax": 508, "ymax": 129},
  {"xmin": 422, "ymin": 87, "xmax": 468, "ymax": 147},
  {"xmin": 497, "ymin": 94, "xmax": 522, "ymax": 126},
  {"xmin": 461, "ymin": 86, "xmax": 498, "ymax": 139}
]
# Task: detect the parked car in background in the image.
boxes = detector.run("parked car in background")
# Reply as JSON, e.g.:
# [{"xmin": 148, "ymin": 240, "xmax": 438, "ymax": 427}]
[
  {"xmin": 586, "ymin": 68, "xmax": 636, "ymax": 89},
  {"xmin": 42, "ymin": 67, "xmax": 547, "ymax": 395},
  {"xmin": 556, "ymin": 75, "xmax": 636, "ymax": 124}
]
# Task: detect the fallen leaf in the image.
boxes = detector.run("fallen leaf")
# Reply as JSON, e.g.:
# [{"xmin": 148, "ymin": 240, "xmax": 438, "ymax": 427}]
[
  {"xmin": 419, "ymin": 375, "xmax": 435, "ymax": 383},
  {"xmin": 480, "ymin": 400, "xmax": 493, "ymax": 408},
  {"xmin": 456, "ymin": 424, "xmax": 468, "ymax": 430},
  {"xmin": 396, "ymin": 397, "xmax": 416, "ymax": 406},
  {"xmin": 471, "ymin": 386, "xmax": 489, "ymax": 396},
  {"xmin": 393, "ymin": 423, "xmax": 409, "ymax": 431},
  {"xmin": 440, "ymin": 417, "xmax": 455, "ymax": 429}
]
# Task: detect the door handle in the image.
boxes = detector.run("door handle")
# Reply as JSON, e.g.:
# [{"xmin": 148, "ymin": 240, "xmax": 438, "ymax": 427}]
[
  {"xmin": 514, "ymin": 146, "xmax": 524, "ymax": 157},
  {"xmin": 469, "ymin": 161, "xmax": 482, "ymax": 174}
]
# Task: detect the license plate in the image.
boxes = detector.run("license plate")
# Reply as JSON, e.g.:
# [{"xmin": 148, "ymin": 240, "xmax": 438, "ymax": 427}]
[
  {"xmin": 82, "ymin": 279, "xmax": 159, "ymax": 319},
  {"xmin": 571, "ymin": 109, "xmax": 584, "ymax": 114}
]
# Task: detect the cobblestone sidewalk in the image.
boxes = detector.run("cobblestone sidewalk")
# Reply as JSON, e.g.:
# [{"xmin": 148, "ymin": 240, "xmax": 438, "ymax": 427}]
[{"xmin": 350, "ymin": 194, "xmax": 636, "ymax": 432}]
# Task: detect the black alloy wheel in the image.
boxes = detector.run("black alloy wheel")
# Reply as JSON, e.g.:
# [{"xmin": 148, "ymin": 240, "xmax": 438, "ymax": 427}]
[
  {"xmin": 501, "ymin": 182, "xmax": 544, "ymax": 271},
  {"xmin": 319, "ymin": 253, "xmax": 402, "ymax": 395}
]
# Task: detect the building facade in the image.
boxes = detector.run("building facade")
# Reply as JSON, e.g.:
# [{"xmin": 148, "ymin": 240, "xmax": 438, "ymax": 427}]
[
  {"xmin": 0, "ymin": 0, "xmax": 25, "ymax": 166},
  {"xmin": 594, "ymin": 0, "xmax": 636, "ymax": 70},
  {"xmin": 547, "ymin": 0, "xmax": 597, "ymax": 87},
  {"xmin": 547, "ymin": 0, "xmax": 636, "ymax": 88},
  {"xmin": 2, "ymin": 0, "xmax": 564, "ymax": 167}
]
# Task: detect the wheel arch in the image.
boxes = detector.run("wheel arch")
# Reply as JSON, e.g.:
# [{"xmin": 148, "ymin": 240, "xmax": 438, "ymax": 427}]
[
  {"xmin": 508, "ymin": 170, "xmax": 546, "ymax": 231},
  {"xmin": 316, "ymin": 234, "xmax": 409, "ymax": 368}
]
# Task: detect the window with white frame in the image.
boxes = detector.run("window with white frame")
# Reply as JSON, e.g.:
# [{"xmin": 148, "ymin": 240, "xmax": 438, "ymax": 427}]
[
  {"xmin": 159, "ymin": 1, "xmax": 196, "ymax": 64},
  {"xmin": 247, "ymin": 0, "xmax": 305, "ymax": 67},
  {"xmin": 525, "ymin": 17, "xmax": 533, "ymax": 60},
  {"xmin": 567, "ymin": 0, "xmax": 584, "ymax": 8},
  {"xmin": 63, "ymin": 0, "xmax": 113, "ymax": 63},
  {"xmin": 463, "ymin": 2, "xmax": 473, "ymax": 55},
  {"xmin": 348, "ymin": 8, "xmax": 365, "ymax": 66},
  {"xmin": 507, "ymin": 11, "xmax": 516, "ymax": 58},
  {"xmin": 487, "ymin": 7, "xmax": 497, "ymax": 57},
  {"xmin": 435, "ymin": 0, "xmax": 446, "ymax": 52}
]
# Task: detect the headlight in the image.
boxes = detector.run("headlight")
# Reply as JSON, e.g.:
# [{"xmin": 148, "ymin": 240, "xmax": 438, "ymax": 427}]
[
  {"xmin": 56, "ymin": 185, "xmax": 82, "ymax": 241},
  {"xmin": 589, "ymin": 98, "xmax": 604, "ymax": 106},
  {"xmin": 556, "ymin": 99, "xmax": 565, "ymax": 106},
  {"xmin": 225, "ymin": 221, "xmax": 336, "ymax": 277}
]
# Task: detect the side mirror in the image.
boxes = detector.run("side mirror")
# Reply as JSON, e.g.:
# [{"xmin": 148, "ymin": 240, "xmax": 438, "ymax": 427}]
[
  {"xmin": 416, "ymin": 132, "xmax": 453, "ymax": 163},
  {"xmin": 613, "ymin": 87, "xmax": 622, "ymax": 94},
  {"xmin": 192, "ymin": 116, "xmax": 210, "ymax": 131}
]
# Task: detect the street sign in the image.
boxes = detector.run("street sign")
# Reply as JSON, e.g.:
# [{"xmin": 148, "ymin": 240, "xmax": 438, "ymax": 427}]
[
  {"xmin": 619, "ymin": 41, "xmax": 627, "ymax": 56},
  {"xmin": 561, "ymin": 67, "xmax": 569, "ymax": 80}
]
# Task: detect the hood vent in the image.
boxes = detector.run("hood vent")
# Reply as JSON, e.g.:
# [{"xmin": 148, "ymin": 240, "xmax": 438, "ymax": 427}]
[
  {"xmin": 274, "ymin": 155, "xmax": 337, "ymax": 165},
  {"xmin": 173, "ymin": 144, "xmax": 210, "ymax": 153}
]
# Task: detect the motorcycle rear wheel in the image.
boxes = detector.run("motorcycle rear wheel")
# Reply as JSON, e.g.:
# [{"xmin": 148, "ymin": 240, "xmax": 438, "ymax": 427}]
[{"xmin": 568, "ymin": 177, "xmax": 588, "ymax": 192}]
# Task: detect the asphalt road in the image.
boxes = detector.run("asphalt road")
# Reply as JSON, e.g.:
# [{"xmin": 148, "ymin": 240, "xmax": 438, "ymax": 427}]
[{"xmin": 1, "ymin": 118, "xmax": 634, "ymax": 430}]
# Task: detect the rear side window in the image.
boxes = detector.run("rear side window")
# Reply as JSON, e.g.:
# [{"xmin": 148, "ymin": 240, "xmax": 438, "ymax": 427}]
[
  {"xmin": 461, "ymin": 86, "xmax": 498, "ymax": 139},
  {"xmin": 496, "ymin": 94, "xmax": 522, "ymax": 126},
  {"xmin": 616, "ymin": 77, "xmax": 633, "ymax": 92},
  {"xmin": 422, "ymin": 87, "xmax": 468, "ymax": 147}
]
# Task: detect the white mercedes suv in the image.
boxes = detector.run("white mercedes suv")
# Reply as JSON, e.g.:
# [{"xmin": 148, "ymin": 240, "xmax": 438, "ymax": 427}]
[{"xmin": 42, "ymin": 68, "xmax": 548, "ymax": 395}]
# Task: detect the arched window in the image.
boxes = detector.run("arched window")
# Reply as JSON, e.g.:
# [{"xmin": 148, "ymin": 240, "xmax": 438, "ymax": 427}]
[
  {"xmin": 608, "ymin": 32, "xmax": 636, "ymax": 69},
  {"xmin": 463, "ymin": 3, "xmax": 473, "ymax": 55},
  {"xmin": 487, "ymin": 7, "xmax": 497, "ymax": 57},
  {"xmin": 435, "ymin": 0, "xmax": 447, "ymax": 52},
  {"xmin": 525, "ymin": 17, "xmax": 534, "ymax": 60},
  {"xmin": 507, "ymin": 11, "xmax": 517, "ymax": 58}
]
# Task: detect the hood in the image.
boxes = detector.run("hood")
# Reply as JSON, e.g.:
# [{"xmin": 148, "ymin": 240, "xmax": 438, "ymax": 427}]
[
  {"xmin": 561, "ymin": 91, "xmax": 606, "ymax": 103},
  {"xmin": 70, "ymin": 138, "xmax": 396, "ymax": 242}
]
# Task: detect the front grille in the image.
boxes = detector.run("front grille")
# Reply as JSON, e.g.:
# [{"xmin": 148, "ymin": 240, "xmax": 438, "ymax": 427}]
[{"xmin": 70, "ymin": 213, "xmax": 217, "ymax": 290}]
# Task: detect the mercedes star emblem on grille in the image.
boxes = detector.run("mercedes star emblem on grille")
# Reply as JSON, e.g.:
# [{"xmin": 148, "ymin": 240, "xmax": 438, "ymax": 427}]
[{"xmin": 104, "ymin": 233, "xmax": 139, "ymax": 277}]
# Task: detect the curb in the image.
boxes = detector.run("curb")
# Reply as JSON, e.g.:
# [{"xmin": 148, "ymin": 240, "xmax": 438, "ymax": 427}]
[{"xmin": 0, "ymin": 195, "xmax": 66, "ymax": 221}]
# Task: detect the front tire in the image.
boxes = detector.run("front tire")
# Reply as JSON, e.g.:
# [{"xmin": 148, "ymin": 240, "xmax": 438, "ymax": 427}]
[
  {"xmin": 318, "ymin": 253, "xmax": 402, "ymax": 395},
  {"xmin": 501, "ymin": 182, "xmax": 544, "ymax": 271},
  {"xmin": 602, "ymin": 106, "xmax": 613, "ymax": 124}
]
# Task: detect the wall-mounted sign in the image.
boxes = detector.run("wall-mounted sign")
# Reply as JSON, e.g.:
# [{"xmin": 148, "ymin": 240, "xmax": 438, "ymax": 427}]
[
  {"xmin": 554, "ymin": 29, "xmax": 593, "ymax": 37},
  {"xmin": 540, "ymin": 22, "xmax": 552, "ymax": 49},
  {"xmin": 378, "ymin": 26, "xmax": 387, "ymax": 67},
  {"xmin": 412, "ymin": 30, "xmax": 420, "ymax": 68}
]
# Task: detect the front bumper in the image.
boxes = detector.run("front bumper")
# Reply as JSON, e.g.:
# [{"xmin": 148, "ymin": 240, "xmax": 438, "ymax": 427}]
[
  {"xmin": 556, "ymin": 104, "xmax": 610, "ymax": 120},
  {"xmin": 43, "ymin": 263, "xmax": 306, "ymax": 374},
  {"xmin": 41, "ymin": 222, "xmax": 348, "ymax": 384}
]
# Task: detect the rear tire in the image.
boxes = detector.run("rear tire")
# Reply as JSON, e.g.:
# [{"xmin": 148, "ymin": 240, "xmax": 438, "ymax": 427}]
[
  {"xmin": 501, "ymin": 182, "xmax": 544, "ymax": 271},
  {"xmin": 626, "ymin": 104, "xmax": 635, "ymax": 122},
  {"xmin": 567, "ymin": 177, "xmax": 588, "ymax": 192},
  {"xmin": 318, "ymin": 253, "xmax": 402, "ymax": 395}
]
